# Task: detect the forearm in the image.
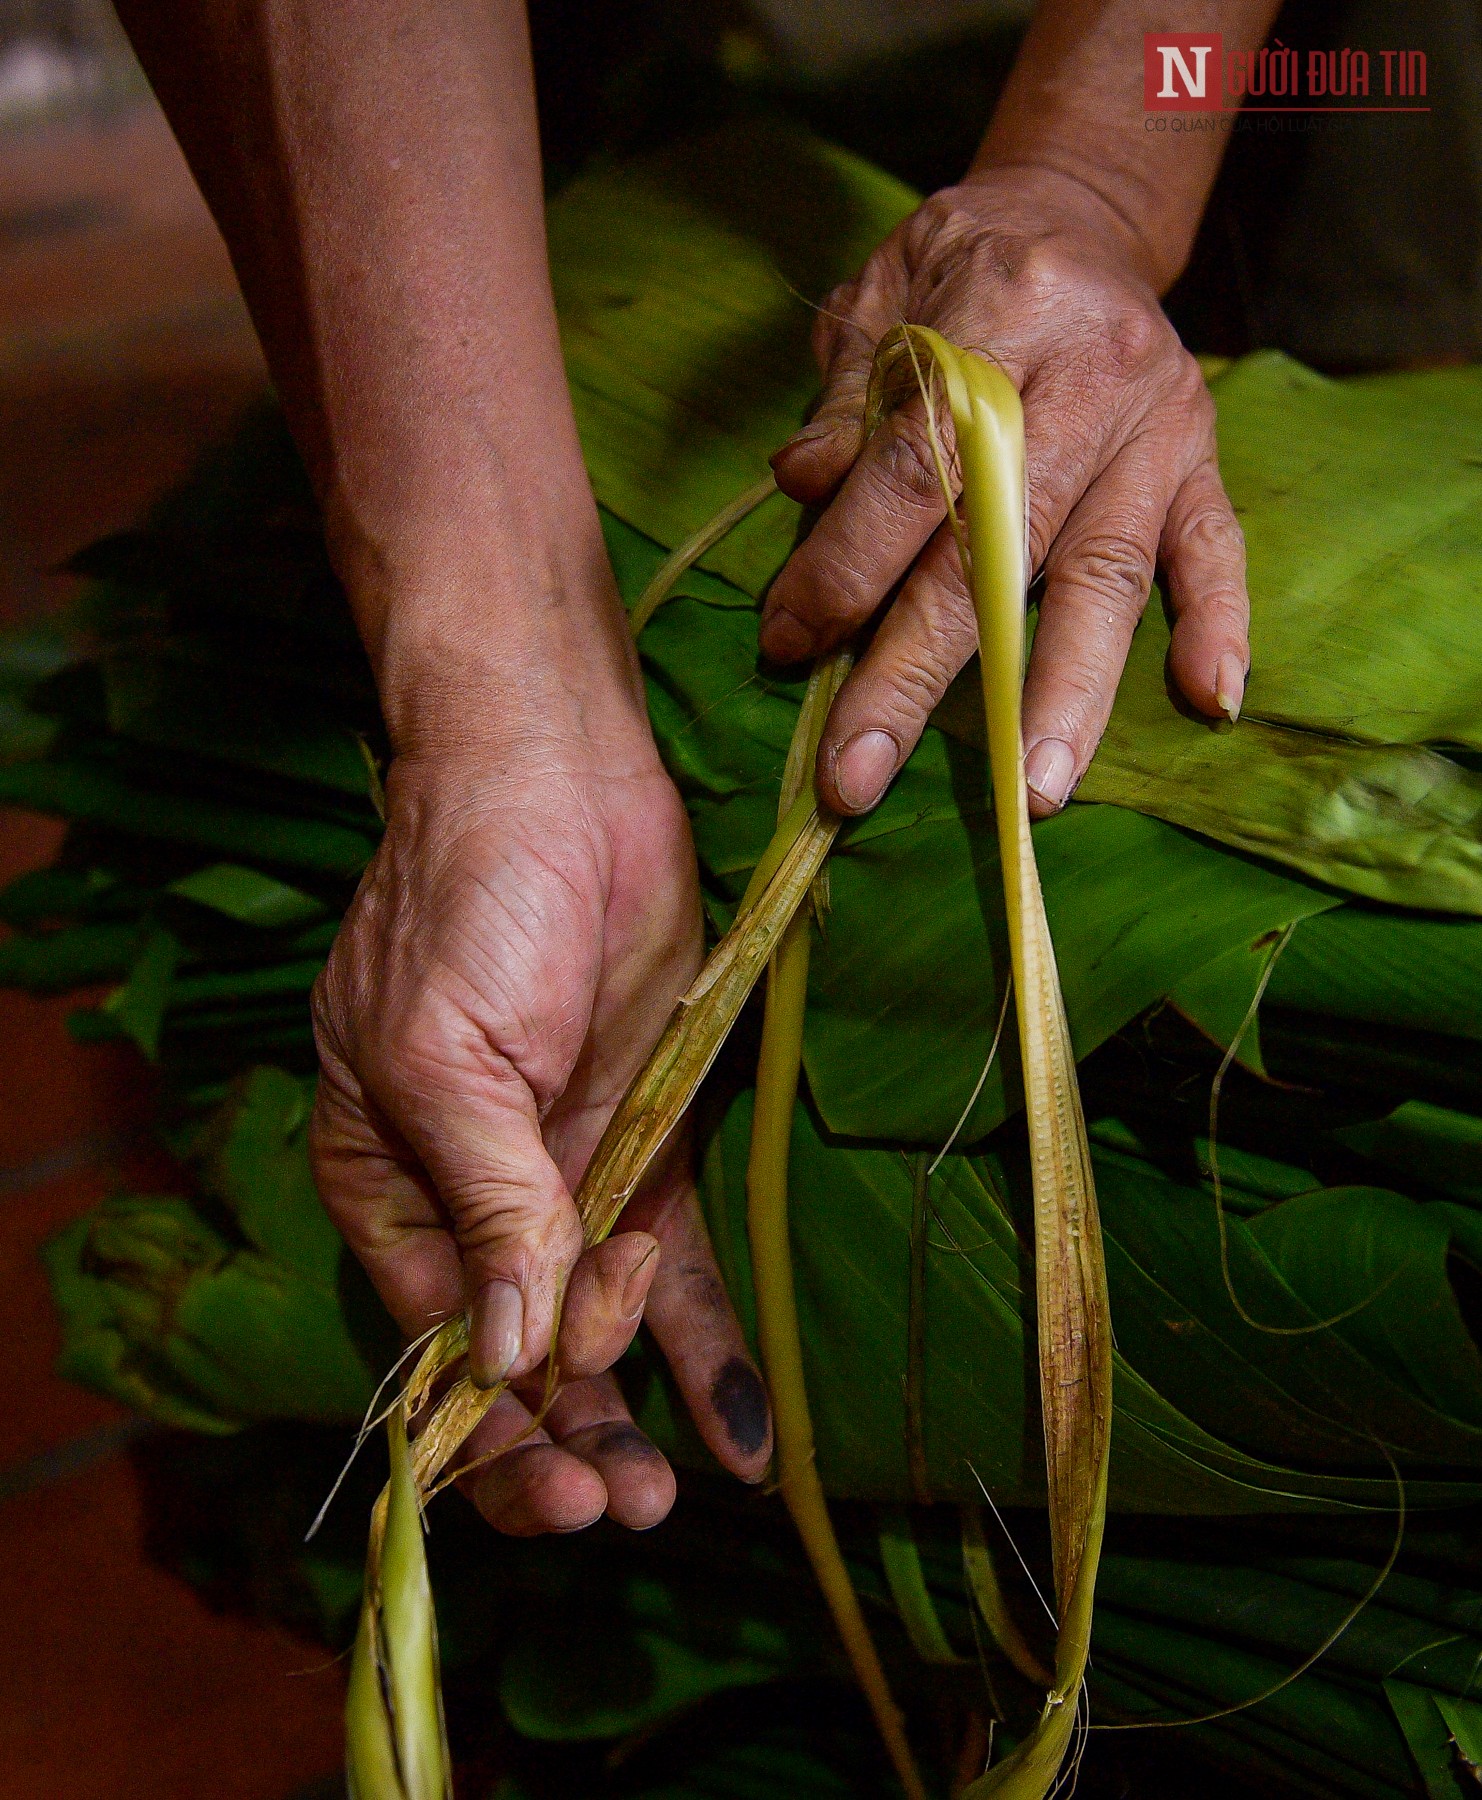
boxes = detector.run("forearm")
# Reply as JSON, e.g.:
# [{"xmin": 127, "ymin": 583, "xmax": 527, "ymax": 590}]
[
  {"xmin": 115, "ymin": 0, "xmax": 641, "ymax": 754},
  {"xmin": 974, "ymin": 0, "xmax": 1283, "ymax": 291}
]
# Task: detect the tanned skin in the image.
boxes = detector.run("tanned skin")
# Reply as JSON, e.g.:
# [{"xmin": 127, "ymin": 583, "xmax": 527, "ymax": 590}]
[{"xmin": 115, "ymin": 0, "xmax": 1276, "ymax": 1535}]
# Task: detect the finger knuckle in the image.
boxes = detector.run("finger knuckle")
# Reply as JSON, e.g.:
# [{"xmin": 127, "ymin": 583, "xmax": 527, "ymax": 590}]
[
  {"xmin": 813, "ymin": 282, "xmax": 858, "ymax": 362},
  {"xmin": 883, "ymin": 651, "xmax": 953, "ymax": 722},
  {"xmin": 451, "ymin": 1173, "xmax": 573, "ymax": 1248},
  {"xmin": 677, "ymin": 1263, "xmax": 732, "ymax": 1317},
  {"xmin": 1058, "ymin": 529, "xmax": 1154, "ymax": 610},
  {"xmin": 774, "ymin": 552, "xmax": 874, "ymax": 634},
  {"xmin": 915, "ymin": 566, "xmax": 978, "ymax": 645},
  {"xmin": 1175, "ymin": 497, "xmax": 1246, "ymax": 566},
  {"xmin": 386, "ymin": 1011, "xmax": 465, "ymax": 1092},
  {"xmin": 309, "ymin": 957, "xmax": 360, "ymax": 1069},
  {"xmin": 308, "ymin": 966, "xmax": 338, "ymax": 1045},
  {"xmin": 1101, "ymin": 303, "xmax": 1165, "ymax": 381},
  {"xmin": 882, "ymin": 609, "xmax": 977, "ymax": 720},
  {"xmin": 908, "ymin": 192, "xmax": 965, "ymax": 259},
  {"xmin": 1166, "ymin": 351, "xmax": 1217, "ymax": 425},
  {"xmin": 1014, "ymin": 236, "xmax": 1073, "ymax": 300},
  {"xmin": 877, "ymin": 411, "xmax": 949, "ymax": 506}
]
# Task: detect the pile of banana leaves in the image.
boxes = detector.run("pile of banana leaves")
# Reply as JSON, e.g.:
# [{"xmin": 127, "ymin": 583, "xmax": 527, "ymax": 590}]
[{"xmin": 9, "ymin": 122, "xmax": 1482, "ymax": 1797}]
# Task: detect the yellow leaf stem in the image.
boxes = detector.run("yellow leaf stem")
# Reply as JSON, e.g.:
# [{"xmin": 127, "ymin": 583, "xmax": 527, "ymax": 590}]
[
  {"xmin": 745, "ymin": 658, "xmax": 929, "ymax": 1800},
  {"xmin": 871, "ymin": 326, "xmax": 1112, "ymax": 1800}
]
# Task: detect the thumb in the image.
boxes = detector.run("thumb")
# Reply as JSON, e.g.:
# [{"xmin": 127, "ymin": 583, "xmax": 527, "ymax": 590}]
[{"xmin": 385, "ymin": 1059, "xmax": 587, "ymax": 1390}]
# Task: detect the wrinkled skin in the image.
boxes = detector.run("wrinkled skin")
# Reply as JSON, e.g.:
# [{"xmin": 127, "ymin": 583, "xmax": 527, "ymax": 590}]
[
  {"xmin": 310, "ymin": 740, "xmax": 772, "ymax": 1534},
  {"xmin": 307, "ymin": 165, "xmax": 1250, "ymax": 1538},
  {"xmin": 117, "ymin": 0, "xmax": 1269, "ymax": 1549},
  {"xmin": 763, "ymin": 166, "xmax": 1251, "ymax": 820}
]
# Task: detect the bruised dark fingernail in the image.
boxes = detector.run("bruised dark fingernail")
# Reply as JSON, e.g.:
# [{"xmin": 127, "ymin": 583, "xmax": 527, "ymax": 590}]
[
  {"xmin": 833, "ymin": 729, "xmax": 899, "ymax": 812},
  {"xmin": 1215, "ymin": 654, "xmax": 1245, "ymax": 723},
  {"xmin": 761, "ymin": 606, "xmax": 814, "ymax": 663},
  {"xmin": 621, "ymin": 1240, "xmax": 659, "ymax": 1319},
  {"xmin": 470, "ymin": 1278, "xmax": 523, "ymax": 1387},
  {"xmin": 709, "ymin": 1357, "xmax": 769, "ymax": 1459},
  {"xmin": 1024, "ymin": 737, "xmax": 1076, "ymax": 811}
]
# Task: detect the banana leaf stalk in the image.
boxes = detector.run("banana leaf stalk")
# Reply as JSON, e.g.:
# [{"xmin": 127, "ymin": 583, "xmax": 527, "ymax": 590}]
[
  {"xmin": 744, "ymin": 653, "xmax": 930, "ymax": 1800},
  {"xmin": 345, "ymin": 673, "xmax": 847, "ymax": 1792},
  {"xmin": 628, "ymin": 472, "xmax": 781, "ymax": 636},
  {"xmin": 347, "ymin": 1406, "xmax": 451, "ymax": 1800},
  {"xmin": 873, "ymin": 326, "xmax": 1113, "ymax": 1798}
]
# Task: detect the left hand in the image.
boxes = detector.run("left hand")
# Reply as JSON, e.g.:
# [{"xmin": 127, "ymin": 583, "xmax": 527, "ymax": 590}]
[{"xmin": 311, "ymin": 734, "xmax": 771, "ymax": 1537}]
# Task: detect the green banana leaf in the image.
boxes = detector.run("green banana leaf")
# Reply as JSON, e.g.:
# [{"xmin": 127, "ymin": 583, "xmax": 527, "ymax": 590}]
[
  {"xmin": 42, "ymin": 1068, "xmax": 374, "ymax": 1430},
  {"xmin": 1267, "ymin": 907, "xmax": 1482, "ymax": 1044},
  {"xmin": 551, "ymin": 121, "xmax": 914, "ymax": 599},
  {"xmin": 0, "ymin": 752, "xmax": 378, "ymax": 877},
  {"xmin": 0, "ymin": 919, "xmax": 143, "ymax": 990},
  {"xmin": 14, "ymin": 117, "xmax": 1482, "ymax": 1800},
  {"xmin": 166, "ymin": 862, "xmax": 330, "ymax": 929},
  {"xmin": 661, "ymin": 1083, "xmax": 1482, "ymax": 1512},
  {"xmin": 99, "ymin": 924, "xmax": 179, "ymax": 1057},
  {"xmin": 129, "ymin": 1410, "xmax": 1482, "ymax": 1800},
  {"xmin": 1336, "ymin": 1103, "xmax": 1482, "ymax": 1208}
]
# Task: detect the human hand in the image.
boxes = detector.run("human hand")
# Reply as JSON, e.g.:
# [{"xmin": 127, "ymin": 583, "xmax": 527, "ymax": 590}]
[
  {"xmin": 310, "ymin": 712, "xmax": 771, "ymax": 1536},
  {"xmin": 762, "ymin": 163, "xmax": 1249, "ymax": 820}
]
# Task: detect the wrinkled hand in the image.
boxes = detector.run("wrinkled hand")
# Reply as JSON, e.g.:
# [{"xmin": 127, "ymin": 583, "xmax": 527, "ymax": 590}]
[
  {"xmin": 763, "ymin": 164, "xmax": 1249, "ymax": 819},
  {"xmin": 310, "ymin": 731, "xmax": 771, "ymax": 1535}
]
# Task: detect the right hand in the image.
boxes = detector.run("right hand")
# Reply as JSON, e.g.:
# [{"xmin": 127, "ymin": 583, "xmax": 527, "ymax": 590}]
[
  {"xmin": 762, "ymin": 162, "xmax": 1250, "ymax": 820},
  {"xmin": 310, "ymin": 699, "xmax": 772, "ymax": 1536}
]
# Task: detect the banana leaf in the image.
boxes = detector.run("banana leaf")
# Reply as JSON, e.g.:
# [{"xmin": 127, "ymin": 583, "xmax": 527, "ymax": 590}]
[
  {"xmin": 13, "ymin": 116, "xmax": 1482, "ymax": 1800},
  {"xmin": 42, "ymin": 1068, "xmax": 375, "ymax": 1430},
  {"xmin": 15, "ymin": 162, "xmax": 1482, "ymax": 1509},
  {"xmin": 1336, "ymin": 1103, "xmax": 1482, "ymax": 1208},
  {"xmin": 1266, "ymin": 907, "xmax": 1482, "ymax": 1044},
  {"xmin": 0, "ymin": 752, "xmax": 378, "ymax": 877},
  {"xmin": 101, "ymin": 646, "xmax": 375, "ymax": 796},
  {"xmin": 137, "ymin": 1410, "xmax": 1482, "ymax": 1800},
  {"xmin": 662, "ymin": 1083, "xmax": 1482, "ymax": 1512},
  {"xmin": 0, "ymin": 919, "xmax": 143, "ymax": 989}
]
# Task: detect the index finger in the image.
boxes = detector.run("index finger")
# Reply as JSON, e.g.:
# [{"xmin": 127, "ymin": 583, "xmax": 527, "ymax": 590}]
[{"xmin": 760, "ymin": 396, "xmax": 956, "ymax": 665}]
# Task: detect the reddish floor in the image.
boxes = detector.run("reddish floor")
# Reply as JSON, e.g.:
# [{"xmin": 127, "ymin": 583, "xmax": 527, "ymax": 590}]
[{"xmin": 0, "ymin": 103, "xmax": 346, "ymax": 1798}]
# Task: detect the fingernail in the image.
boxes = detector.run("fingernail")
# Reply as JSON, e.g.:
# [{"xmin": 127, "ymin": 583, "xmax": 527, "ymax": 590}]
[
  {"xmin": 621, "ymin": 1242, "xmax": 658, "ymax": 1319},
  {"xmin": 470, "ymin": 1278, "xmax": 523, "ymax": 1388},
  {"xmin": 769, "ymin": 418, "xmax": 836, "ymax": 467},
  {"xmin": 833, "ymin": 729, "xmax": 899, "ymax": 812},
  {"xmin": 1024, "ymin": 737, "xmax": 1076, "ymax": 810},
  {"xmin": 760, "ymin": 605, "xmax": 814, "ymax": 663},
  {"xmin": 709, "ymin": 1357, "xmax": 770, "ymax": 1459},
  {"xmin": 1215, "ymin": 654, "xmax": 1246, "ymax": 723}
]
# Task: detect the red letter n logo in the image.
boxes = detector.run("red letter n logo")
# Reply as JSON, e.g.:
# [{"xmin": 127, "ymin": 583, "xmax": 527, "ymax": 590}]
[{"xmin": 1144, "ymin": 33, "xmax": 1223, "ymax": 110}]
